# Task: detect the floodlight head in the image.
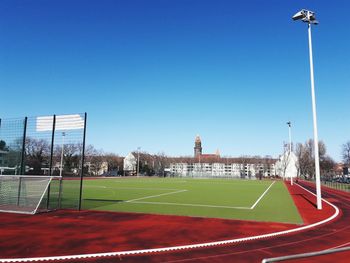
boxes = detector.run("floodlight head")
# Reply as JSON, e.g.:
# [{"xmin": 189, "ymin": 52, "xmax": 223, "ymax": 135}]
[
  {"xmin": 287, "ymin": 121, "xmax": 291, "ymax": 127},
  {"xmin": 292, "ymin": 9, "xmax": 318, "ymax": 24},
  {"xmin": 292, "ymin": 10, "xmax": 306, "ymax": 21}
]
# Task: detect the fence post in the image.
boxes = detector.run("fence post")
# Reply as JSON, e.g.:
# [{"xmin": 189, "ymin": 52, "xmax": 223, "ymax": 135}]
[
  {"xmin": 20, "ymin": 117, "xmax": 28, "ymax": 175},
  {"xmin": 78, "ymin": 113, "xmax": 87, "ymax": 211},
  {"xmin": 17, "ymin": 177, "xmax": 22, "ymax": 206},
  {"xmin": 47, "ymin": 115, "xmax": 56, "ymax": 210},
  {"xmin": 49, "ymin": 115, "xmax": 56, "ymax": 176}
]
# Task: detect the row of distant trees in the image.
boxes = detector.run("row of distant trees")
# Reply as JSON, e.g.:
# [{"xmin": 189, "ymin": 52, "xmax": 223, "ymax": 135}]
[
  {"xmin": 61, "ymin": 139, "xmax": 350, "ymax": 178},
  {"xmin": 342, "ymin": 141, "xmax": 350, "ymax": 167},
  {"xmin": 0, "ymin": 138, "xmax": 123, "ymax": 176},
  {"xmin": 294, "ymin": 139, "xmax": 350, "ymax": 180},
  {"xmin": 129, "ymin": 151, "xmax": 169, "ymax": 176},
  {"xmin": 295, "ymin": 139, "xmax": 334, "ymax": 179},
  {"xmin": 1, "ymin": 138, "xmax": 350, "ymax": 178},
  {"xmin": 23, "ymin": 138, "xmax": 124, "ymax": 176},
  {"xmin": 85, "ymin": 146, "xmax": 123, "ymax": 176}
]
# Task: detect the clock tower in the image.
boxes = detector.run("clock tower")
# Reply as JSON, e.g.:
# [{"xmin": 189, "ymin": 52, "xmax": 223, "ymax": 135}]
[{"xmin": 194, "ymin": 135, "xmax": 202, "ymax": 157}]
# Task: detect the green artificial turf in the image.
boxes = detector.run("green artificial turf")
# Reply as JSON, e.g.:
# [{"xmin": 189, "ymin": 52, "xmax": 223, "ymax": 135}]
[{"xmin": 76, "ymin": 177, "xmax": 303, "ymax": 224}]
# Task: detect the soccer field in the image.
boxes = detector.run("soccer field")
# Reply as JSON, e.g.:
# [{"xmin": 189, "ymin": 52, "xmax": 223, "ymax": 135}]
[{"xmin": 80, "ymin": 177, "xmax": 302, "ymax": 224}]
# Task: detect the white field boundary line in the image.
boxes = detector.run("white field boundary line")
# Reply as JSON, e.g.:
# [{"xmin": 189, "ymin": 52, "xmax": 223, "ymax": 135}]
[
  {"xmin": 126, "ymin": 189, "xmax": 188, "ymax": 203},
  {"xmin": 102, "ymin": 179, "xmax": 188, "ymax": 184},
  {"xmin": 126, "ymin": 181, "xmax": 275, "ymax": 210},
  {"xmin": 0, "ymin": 182, "xmax": 340, "ymax": 263},
  {"xmin": 130, "ymin": 201, "xmax": 251, "ymax": 210},
  {"xmin": 250, "ymin": 181, "xmax": 275, "ymax": 209},
  {"xmin": 178, "ymin": 181, "xmax": 270, "ymax": 186},
  {"xmin": 85, "ymin": 186, "xmax": 251, "ymax": 209},
  {"xmin": 83, "ymin": 185, "xmax": 183, "ymax": 191}
]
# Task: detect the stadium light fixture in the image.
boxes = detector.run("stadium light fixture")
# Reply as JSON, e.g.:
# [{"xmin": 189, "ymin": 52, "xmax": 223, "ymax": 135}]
[
  {"xmin": 292, "ymin": 9, "xmax": 318, "ymax": 24},
  {"xmin": 292, "ymin": 9, "xmax": 322, "ymax": 210}
]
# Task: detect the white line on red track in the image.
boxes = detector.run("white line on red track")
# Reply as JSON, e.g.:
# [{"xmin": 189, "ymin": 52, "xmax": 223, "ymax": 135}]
[{"xmin": 0, "ymin": 182, "xmax": 340, "ymax": 263}]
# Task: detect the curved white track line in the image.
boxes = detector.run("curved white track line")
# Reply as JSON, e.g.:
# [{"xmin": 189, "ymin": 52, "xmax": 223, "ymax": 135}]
[{"xmin": 0, "ymin": 183, "xmax": 340, "ymax": 263}]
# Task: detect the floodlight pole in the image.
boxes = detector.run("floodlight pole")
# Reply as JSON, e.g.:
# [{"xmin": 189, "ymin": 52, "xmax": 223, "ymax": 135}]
[
  {"xmin": 293, "ymin": 9, "xmax": 322, "ymax": 210},
  {"xmin": 137, "ymin": 147, "xmax": 141, "ymax": 177},
  {"xmin": 307, "ymin": 23, "xmax": 322, "ymax": 210},
  {"xmin": 287, "ymin": 121, "xmax": 293, "ymax": 185}
]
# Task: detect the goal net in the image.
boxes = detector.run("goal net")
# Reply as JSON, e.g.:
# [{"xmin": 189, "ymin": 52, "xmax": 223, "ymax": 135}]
[{"xmin": 0, "ymin": 175, "xmax": 61, "ymax": 214}]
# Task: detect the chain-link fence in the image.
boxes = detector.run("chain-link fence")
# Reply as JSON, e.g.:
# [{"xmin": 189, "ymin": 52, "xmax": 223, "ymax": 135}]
[
  {"xmin": 0, "ymin": 113, "xmax": 87, "ymax": 211},
  {"xmin": 0, "ymin": 118, "xmax": 25, "ymax": 175}
]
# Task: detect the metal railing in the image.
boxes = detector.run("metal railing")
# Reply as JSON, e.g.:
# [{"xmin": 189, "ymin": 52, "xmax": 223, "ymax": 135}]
[
  {"xmin": 322, "ymin": 180, "xmax": 350, "ymax": 193},
  {"xmin": 262, "ymin": 246, "xmax": 350, "ymax": 262}
]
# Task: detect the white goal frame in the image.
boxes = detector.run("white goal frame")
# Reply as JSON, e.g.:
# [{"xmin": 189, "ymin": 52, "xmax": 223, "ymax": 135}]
[{"xmin": 0, "ymin": 175, "xmax": 62, "ymax": 215}]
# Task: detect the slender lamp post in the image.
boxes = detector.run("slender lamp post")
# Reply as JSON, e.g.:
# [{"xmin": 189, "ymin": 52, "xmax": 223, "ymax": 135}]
[
  {"xmin": 287, "ymin": 121, "xmax": 293, "ymax": 185},
  {"xmin": 137, "ymin": 147, "xmax": 141, "ymax": 177},
  {"xmin": 59, "ymin": 132, "xmax": 66, "ymax": 177},
  {"xmin": 292, "ymin": 9, "xmax": 322, "ymax": 209}
]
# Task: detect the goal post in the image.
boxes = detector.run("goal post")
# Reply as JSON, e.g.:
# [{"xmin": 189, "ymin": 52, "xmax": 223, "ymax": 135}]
[
  {"xmin": 0, "ymin": 175, "xmax": 62, "ymax": 214},
  {"xmin": 0, "ymin": 112, "xmax": 87, "ymax": 212}
]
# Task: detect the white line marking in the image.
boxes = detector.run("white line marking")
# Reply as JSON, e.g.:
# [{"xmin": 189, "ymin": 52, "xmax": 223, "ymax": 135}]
[
  {"xmin": 0, "ymin": 182, "xmax": 340, "ymax": 263},
  {"xmin": 102, "ymin": 179, "xmax": 188, "ymax": 184},
  {"xmin": 130, "ymin": 201, "xmax": 251, "ymax": 210},
  {"xmin": 325, "ymin": 241, "xmax": 350, "ymax": 250},
  {"xmin": 84, "ymin": 186, "xmax": 181, "ymax": 191},
  {"xmin": 86, "ymin": 185, "xmax": 254, "ymax": 210},
  {"xmin": 250, "ymin": 181, "xmax": 275, "ymax": 209},
  {"xmin": 184, "ymin": 181, "xmax": 266, "ymax": 186},
  {"xmin": 126, "ymin": 189, "xmax": 187, "ymax": 203}
]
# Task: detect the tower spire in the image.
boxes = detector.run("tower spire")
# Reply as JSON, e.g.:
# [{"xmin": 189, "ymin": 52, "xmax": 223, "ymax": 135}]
[{"xmin": 194, "ymin": 135, "xmax": 202, "ymax": 157}]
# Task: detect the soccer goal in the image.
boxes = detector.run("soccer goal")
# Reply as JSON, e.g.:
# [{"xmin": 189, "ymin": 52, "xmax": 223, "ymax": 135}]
[{"xmin": 0, "ymin": 175, "xmax": 62, "ymax": 214}]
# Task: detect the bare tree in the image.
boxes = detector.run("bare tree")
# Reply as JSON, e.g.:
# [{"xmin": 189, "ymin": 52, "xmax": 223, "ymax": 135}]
[
  {"xmin": 154, "ymin": 152, "xmax": 168, "ymax": 176},
  {"xmin": 104, "ymin": 153, "xmax": 123, "ymax": 174},
  {"xmin": 0, "ymin": 139, "xmax": 21, "ymax": 171},
  {"xmin": 295, "ymin": 139, "xmax": 333, "ymax": 179},
  {"xmin": 278, "ymin": 143, "xmax": 291, "ymax": 179},
  {"xmin": 63, "ymin": 144, "xmax": 82, "ymax": 172},
  {"xmin": 25, "ymin": 137, "xmax": 50, "ymax": 174},
  {"xmin": 52, "ymin": 143, "xmax": 86, "ymax": 176},
  {"xmin": 342, "ymin": 141, "xmax": 350, "ymax": 167},
  {"xmin": 84, "ymin": 145, "xmax": 106, "ymax": 176},
  {"xmin": 0, "ymin": 140, "xmax": 8, "ymax": 151},
  {"xmin": 295, "ymin": 143, "xmax": 306, "ymax": 178},
  {"xmin": 90, "ymin": 154, "xmax": 105, "ymax": 176},
  {"xmin": 320, "ymin": 156, "xmax": 336, "ymax": 179}
]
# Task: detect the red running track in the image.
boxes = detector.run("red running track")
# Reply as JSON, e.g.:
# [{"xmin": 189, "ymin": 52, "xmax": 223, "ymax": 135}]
[
  {"xmin": 0, "ymin": 181, "xmax": 349, "ymax": 262},
  {"xmin": 113, "ymin": 181, "xmax": 349, "ymax": 263},
  {"xmin": 0, "ymin": 206, "xmax": 296, "ymax": 258}
]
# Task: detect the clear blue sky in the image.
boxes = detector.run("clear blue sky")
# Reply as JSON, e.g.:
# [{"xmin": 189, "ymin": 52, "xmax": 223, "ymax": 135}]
[{"xmin": 1, "ymin": 0, "xmax": 349, "ymax": 160}]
